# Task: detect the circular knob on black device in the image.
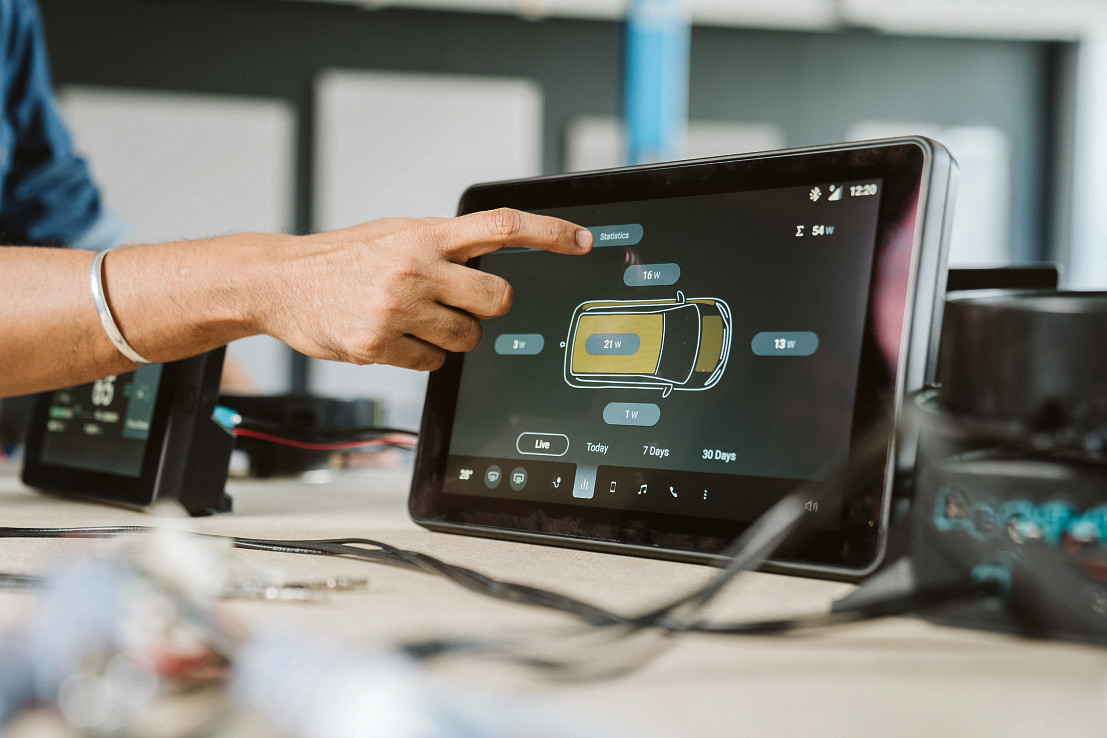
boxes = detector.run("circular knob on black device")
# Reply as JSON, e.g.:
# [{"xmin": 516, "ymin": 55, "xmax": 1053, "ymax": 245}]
[{"xmin": 938, "ymin": 290, "xmax": 1107, "ymax": 434}]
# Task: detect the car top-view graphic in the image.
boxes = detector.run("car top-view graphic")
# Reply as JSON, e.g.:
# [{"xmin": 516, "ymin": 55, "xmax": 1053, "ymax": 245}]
[{"xmin": 564, "ymin": 291, "xmax": 732, "ymax": 397}]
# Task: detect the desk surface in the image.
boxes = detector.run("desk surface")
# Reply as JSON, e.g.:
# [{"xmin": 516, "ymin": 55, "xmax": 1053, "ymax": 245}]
[{"xmin": 3, "ymin": 462, "xmax": 1106, "ymax": 737}]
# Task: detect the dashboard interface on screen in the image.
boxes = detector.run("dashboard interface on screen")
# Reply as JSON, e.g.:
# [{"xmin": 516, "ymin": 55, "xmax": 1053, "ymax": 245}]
[
  {"xmin": 412, "ymin": 139, "xmax": 952, "ymax": 577},
  {"xmin": 440, "ymin": 180, "xmax": 882, "ymax": 527},
  {"xmin": 38, "ymin": 366, "xmax": 163, "ymax": 478}
]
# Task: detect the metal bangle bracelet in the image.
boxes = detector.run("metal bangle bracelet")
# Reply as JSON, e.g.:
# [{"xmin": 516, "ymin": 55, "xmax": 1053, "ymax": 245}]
[{"xmin": 89, "ymin": 249, "xmax": 152, "ymax": 365}]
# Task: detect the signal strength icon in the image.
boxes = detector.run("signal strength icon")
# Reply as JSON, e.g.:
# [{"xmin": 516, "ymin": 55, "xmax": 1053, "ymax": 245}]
[{"xmin": 828, "ymin": 184, "xmax": 842, "ymax": 201}]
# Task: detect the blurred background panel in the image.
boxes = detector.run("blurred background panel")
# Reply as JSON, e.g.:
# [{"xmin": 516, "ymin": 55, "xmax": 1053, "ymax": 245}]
[
  {"xmin": 312, "ymin": 69, "xmax": 542, "ymax": 228},
  {"xmin": 32, "ymin": 0, "xmax": 1107, "ymax": 426},
  {"xmin": 565, "ymin": 116, "xmax": 786, "ymax": 172},
  {"xmin": 1067, "ymin": 29, "xmax": 1107, "ymax": 289},
  {"xmin": 848, "ymin": 122, "xmax": 1013, "ymax": 267},
  {"xmin": 59, "ymin": 88, "xmax": 295, "ymax": 245},
  {"xmin": 309, "ymin": 69, "xmax": 543, "ymax": 426}
]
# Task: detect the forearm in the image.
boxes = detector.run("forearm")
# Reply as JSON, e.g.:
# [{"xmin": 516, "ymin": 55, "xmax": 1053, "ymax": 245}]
[
  {"xmin": 0, "ymin": 208, "xmax": 592, "ymax": 398},
  {"xmin": 0, "ymin": 235, "xmax": 284, "ymax": 397}
]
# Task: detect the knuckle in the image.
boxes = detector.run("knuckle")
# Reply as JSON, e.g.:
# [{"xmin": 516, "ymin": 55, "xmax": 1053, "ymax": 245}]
[
  {"xmin": 417, "ymin": 348, "xmax": 447, "ymax": 372},
  {"xmin": 403, "ymin": 220, "xmax": 446, "ymax": 253},
  {"xmin": 373, "ymin": 217, "xmax": 416, "ymax": 235},
  {"xmin": 360, "ymin": 331, "xmax": 392, "ymax": 361},
  {"xmin": 456, "ymin": 318, "xmax": 482, "ymax": 351},
  {"xmin": 373, "ymin": 293, "xmax": 403, "ymax": 321},
  {"xmin": 316, "ymin": 335, "xmax": 352, "ymax": 364},
  {"xmin": 487, "ymin": 207, "xmax": 521, "ymax": 239},
  {"xmin": 389, "ymin": 255, "xmax": 423, "ymax": 281},
  {"xmin": 488, "ymin": 278, "xmax": 514, "ymax": 315},
  {"xmin": 544, "ymin": 217, "xmax": 563, "ymax": 244}
]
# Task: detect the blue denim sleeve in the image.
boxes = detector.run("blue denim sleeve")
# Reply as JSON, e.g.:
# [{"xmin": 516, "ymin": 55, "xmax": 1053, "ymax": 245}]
[{"xmin": 0, "ymin": 0, "xmax": 125, "ymax": 248}]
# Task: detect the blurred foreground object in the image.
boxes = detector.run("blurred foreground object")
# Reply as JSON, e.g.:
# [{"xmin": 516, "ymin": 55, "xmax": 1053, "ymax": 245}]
[{"xmin": 0, "ymin": 518, "xmax": 619, "ymax": 738}]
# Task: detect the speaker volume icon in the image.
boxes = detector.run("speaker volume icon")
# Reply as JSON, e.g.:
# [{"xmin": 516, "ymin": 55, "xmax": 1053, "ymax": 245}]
[{"xmin": 804, "ymin": 500, "xmax": 819, "ymax": 513}]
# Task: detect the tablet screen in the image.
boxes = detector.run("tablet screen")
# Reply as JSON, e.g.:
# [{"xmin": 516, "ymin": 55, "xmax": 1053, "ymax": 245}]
[
  {"xmin": 411, "ymin": 139, "xmax": 953, "ymax": 578},
  {"xmin": 447, "ymin": 179, "xmax": 880, "ymax": 523},
  {"xmin": 38, "ymin": 365, "xmax": 164, "ymax": 478}
]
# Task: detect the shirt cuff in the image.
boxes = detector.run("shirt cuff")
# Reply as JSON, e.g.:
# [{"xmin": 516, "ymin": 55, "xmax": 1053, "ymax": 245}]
[{"xmin": 70, "ymin": 210, "xmax": 131, "ymax": 251}]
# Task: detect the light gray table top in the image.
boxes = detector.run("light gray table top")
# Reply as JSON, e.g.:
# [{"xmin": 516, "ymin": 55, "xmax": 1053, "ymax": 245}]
[{"xmin": 2, "ymin": 462, "xmax": 1105, "ymax": 737}]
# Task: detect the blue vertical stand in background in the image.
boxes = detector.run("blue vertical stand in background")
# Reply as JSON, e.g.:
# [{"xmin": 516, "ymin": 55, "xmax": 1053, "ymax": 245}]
[{"xmin": 624, "ymin": 0, "xmax": 691, "ymax": 165}]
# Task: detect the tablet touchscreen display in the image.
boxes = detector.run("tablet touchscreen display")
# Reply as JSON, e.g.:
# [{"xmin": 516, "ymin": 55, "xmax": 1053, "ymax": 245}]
[{"xmin": 411, "ymin": 139, "xmax": 953, "ymax": 578}]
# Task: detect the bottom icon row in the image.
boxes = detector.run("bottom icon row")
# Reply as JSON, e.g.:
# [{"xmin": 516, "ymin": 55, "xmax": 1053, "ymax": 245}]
[
  {"xmin": 448, "ymin": 456, "xmax": 576, "ymax": 498},
  {"xmin": 482, "ymin": 464, "xmax": 528, "ymax": 491},
  {"xmin": 606, "ymin": 480, "xmax": 705, "ymax": 500}
]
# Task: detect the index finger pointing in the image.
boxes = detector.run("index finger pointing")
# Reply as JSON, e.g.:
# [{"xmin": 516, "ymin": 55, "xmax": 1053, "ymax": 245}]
[{"xmin": 428, "ymin": 208, "xmax": 593, "ymax": 262}]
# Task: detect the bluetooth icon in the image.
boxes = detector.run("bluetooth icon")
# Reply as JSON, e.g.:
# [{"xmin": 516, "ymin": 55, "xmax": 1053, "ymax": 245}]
[{"xmin": 809, "ymin": 186, "xmax": 822, "ymax": 202}]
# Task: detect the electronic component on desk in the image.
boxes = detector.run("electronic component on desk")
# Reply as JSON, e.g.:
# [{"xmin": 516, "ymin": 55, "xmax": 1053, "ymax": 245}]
[
  {"xmin": 846, "ymin": 290, "xmax": 1107, "ymax": 643},
  {"xmin": 410, "ymin": 137, "xmax": 957, "ymax": 581},
  {"xmin": 220, "ymin": 394, "xmax": 383, "ymax": 477},
  {"xmin": 21, "ymin": 349, "xmax": 234, "ymax": 516},
  {"xmin": 944, "ymin": 264, "xmax": 1059, "ymax": 293}
]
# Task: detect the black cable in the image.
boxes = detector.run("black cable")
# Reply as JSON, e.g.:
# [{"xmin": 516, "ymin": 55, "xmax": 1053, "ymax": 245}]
[
  {"xmin": 0, "ymin": 417, "xmax": 967, "ymax": 678},
  {"xmin": 611, "ymin": 419, "xmax": 897, "ymax": 636},
  {"xmin": 398, "ymin": 423, "xmax": 906, "ymax": 679},
  {"xmin": 399, "ymin": 576, "xmax": 995, "ymax": 663},
  {"xmin": 363, "ymin": 422, "xmax": 902, "ymax": 680},
  {"xmin": 233, "ymin": 536, "xmax": 629, "ymax": 626},
  {"xmin": 0, "ymin": 518, "xmax": 998, "ymax": 679},
  {"xmin": 231, "ymin": 429, "xmax": 416, "ymax": 453},
  {"xmin": 685, "ymin": 577, "xmax": 995, "ymax": 635},
  {"xmin": 0, "ymin": 526, "xmax": 628, "ymax": 627},
  {"xmin": 0, "ymin": 420, "xmax": 895, "ymax": 647},
  {"xmin": 0, "ymin": 572, "xmax": 43, "ymax": 591},
  {"xmin": 1, "ymin": 462, "xmax": 830, "ymax": 635},
  {"xmin": 234, "ymin": 416, "xmax": 418, "ymax": 443}
]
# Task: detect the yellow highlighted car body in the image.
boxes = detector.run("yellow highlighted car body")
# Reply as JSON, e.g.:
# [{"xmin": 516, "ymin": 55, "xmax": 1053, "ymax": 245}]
[{"xmin": 564, "ymin": 291, "xmax": 732, "ymax": 397}]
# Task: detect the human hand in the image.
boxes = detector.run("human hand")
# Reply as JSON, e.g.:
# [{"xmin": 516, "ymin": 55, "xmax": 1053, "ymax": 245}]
[{"xmin": 259, "ymin": 208, "xmax": 593, "ymax": 371}]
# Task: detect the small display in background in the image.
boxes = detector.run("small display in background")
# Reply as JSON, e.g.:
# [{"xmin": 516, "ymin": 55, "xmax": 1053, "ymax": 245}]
[{"xmin": 40, "ymin": 364, "xmax": 164, "ymax": 478}]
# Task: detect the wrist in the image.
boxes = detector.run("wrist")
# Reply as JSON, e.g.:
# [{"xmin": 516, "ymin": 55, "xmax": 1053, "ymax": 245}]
[
  {"xmin": 233, "ymin": 232, "xmax": 310, "ymax": 340},
  {"xmin": 105, "ymin": 233, "xmax": 296, "ymax": 361}
]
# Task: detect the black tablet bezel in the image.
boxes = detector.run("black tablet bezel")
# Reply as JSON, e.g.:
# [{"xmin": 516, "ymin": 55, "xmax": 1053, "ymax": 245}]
[{"xmin": 410, "ymin": 138, "xmax": 953, "ymax": 580}]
